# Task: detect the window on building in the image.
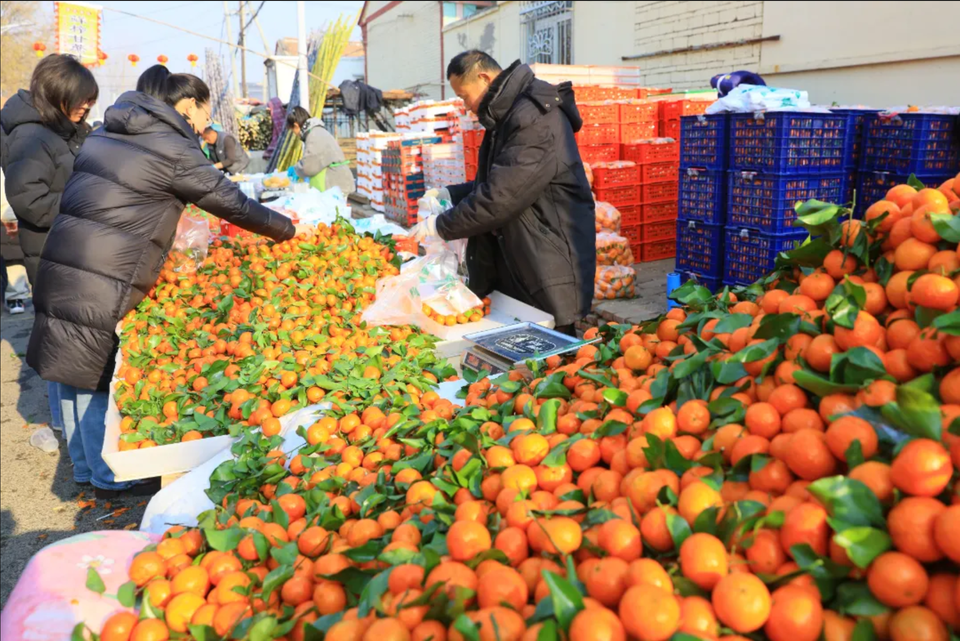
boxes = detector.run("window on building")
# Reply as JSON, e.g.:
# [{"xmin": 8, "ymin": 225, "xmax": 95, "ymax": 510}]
[
  {"xmin": 520, "ymin": 1, "xmax": 573, "ymax": 65},
  {"xmin": 443, "ymin": 2, "xmax": 458, "ymax": 18},
  {"xmin": 463, "ymin": 4, "xmax": 478, "ymax": 18}
]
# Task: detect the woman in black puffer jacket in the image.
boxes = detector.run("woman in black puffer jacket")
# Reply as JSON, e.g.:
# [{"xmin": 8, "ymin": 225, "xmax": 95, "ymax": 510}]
[
  {"xmin": 27, "ymin": 71, "xmax": 306, "ymax": 497},
  {"xmin": 1, "ymin": 54, "xmax": 97, "ymax": 286}
]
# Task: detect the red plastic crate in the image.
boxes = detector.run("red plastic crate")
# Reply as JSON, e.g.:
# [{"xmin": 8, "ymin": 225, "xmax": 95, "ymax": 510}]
[
  {"xmin": 621, "ymin": 141, "xmax": 680, "ymax": 164},
  {"xmin": 642, "ymin": 182, "xmax": 679, "ymax": 203},
  {"xmin": 619, "ymin": 205, "xmax": 641, "ymax": 227},
  {"xmin": 579, "ymin": 143, "xmax": 620, "ymax": 165},
  {"xmin": 592, "ymin": 163, "xmax": 640, "ymax": 188},
  {"xmin": 573, "ymin": 85, "xmax": 600, "ymax": 102},
  {"xmin": 579, "ymin": 102, "xmax": 620, "ymax": 124},
  {"xmin": 660, "ymin": 100, "xmax": 711, "ymax": 121},
  {"xmin": 593, "ymin": 184, "xmax": 640, "ymax": 208},
  {"xmin": 620, "ymin": 224, "xmax": 642, "ymax": 246},
  {"xmin": 465, "ymin": 161, "xmax": 477, "ymax": 181},
  {"xmin": 641, "ymin": 220, "xmax": 677, "ymax": 242},
  {"xmin": 621, "ymin": 122, "xmax": 658, "ymax": 143},
  {"xmin": 462, "ymin": 129, "xmax": 483, "ymax": 148},
  {"xmin": 640, "ymin": 238, "xmax": 677, "ymax": 262},
  {"xmin": 594, "ymin": 86, "xmax": 635, "ymax": 100},
  {"xmin": 619, "ymin": 102, "xmax": 659, "ymax": 123},
  {"xmin": 641, "ymin": 201, "xmax": 678, "ymax": 223},
  {"xmin": 640, "ymin": 162, "xmax": 679, "ymax": 184},
  {"xmin": 660, "ymin": 119, "xmax": 680, "ymax": 139},
  {"xmin": 576, "ymin": 123, "xmax": 620, "ymax": 145},
  {"xmin": 646, "ymin": 87, "xmax": 674, "ymax": 96}
]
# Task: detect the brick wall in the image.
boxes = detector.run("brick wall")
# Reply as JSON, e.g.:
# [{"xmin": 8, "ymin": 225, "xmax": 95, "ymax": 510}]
[{"xmin": 632, "ymin": 1, "xmax": 763, "ymax": 90}]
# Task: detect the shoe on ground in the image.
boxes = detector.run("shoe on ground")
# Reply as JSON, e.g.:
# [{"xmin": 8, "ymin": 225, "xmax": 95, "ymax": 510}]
[
  {"xmin": 93, "ymin": 478, "xmax": 161, "ymax": 500},
  {"xmin": 7, "ymin": 300, "xmax": 25, "ymax": 314}
]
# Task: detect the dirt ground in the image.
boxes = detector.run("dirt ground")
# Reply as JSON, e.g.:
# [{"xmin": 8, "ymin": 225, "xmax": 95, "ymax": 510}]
[{"xmin": 0, "ymin": 303, "xmax": 147, "ymax": 608}]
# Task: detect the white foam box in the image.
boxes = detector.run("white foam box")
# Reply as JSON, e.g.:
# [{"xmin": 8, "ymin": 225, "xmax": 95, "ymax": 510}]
[{"xmin": 425, "ymin": 291, "xmax": 555, "ymax": 361}]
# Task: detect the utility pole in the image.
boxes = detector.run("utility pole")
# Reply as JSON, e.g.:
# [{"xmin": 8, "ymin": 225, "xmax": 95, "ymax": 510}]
[
  {"xmin": 297, "ymin": 1, "xmax": 309, "ymax": 110},
  {"xmin": 238, "ymin": 1, "xmax": 248, "ymax": 98},
  {"xmin": 222, "ymin": 1, "xmax": 239, "ymax": 98}
]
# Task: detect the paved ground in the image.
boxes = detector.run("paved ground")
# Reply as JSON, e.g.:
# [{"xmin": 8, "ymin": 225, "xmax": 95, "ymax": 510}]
[{"xmin": 0, "ymin": 303, "xmax": 147, "ymax": 608}]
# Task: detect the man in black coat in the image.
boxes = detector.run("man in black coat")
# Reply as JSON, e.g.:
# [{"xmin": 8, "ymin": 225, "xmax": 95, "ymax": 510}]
[
  {"xmin": 28, "ymin": 90, "xmax": 297, "ymax": 393},
  {"xmin": 412, "ymin": 51, "xmax": 596, "ymax": 334},
  {"xmin": 1, "ymin": 89, "xmax": 90, "ymax": 285}
]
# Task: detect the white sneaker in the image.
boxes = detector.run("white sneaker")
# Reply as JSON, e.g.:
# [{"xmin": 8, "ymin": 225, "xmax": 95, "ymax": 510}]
[{"xmin": 7, "ymin": 300, "xmax": 25, "ymax": 314}]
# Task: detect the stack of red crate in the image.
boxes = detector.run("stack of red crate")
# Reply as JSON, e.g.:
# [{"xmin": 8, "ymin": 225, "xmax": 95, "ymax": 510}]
[
  {"xmin": 619, "ymin": 139, "xmax": 680, "ymax": 261},
  {"xmin": 461, "ymin": 129, "xmax": 482, "ymax": 181},
  {"xmin": 382, "ymin": 138, "xmax": 438, "ymax": 226}
]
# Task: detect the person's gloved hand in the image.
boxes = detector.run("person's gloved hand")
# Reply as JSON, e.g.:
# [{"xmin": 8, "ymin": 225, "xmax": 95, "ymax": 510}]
[
  {"xmin": 410, "ymin": 216, "xmax": 439, "ymax": 242},
  {"xmin": 424, "ymin": 187, "xmax": 451, "ymax": 203},
  {"xmin": 286, "ymin": 166, "xmax": 299, "ymax": 181}
]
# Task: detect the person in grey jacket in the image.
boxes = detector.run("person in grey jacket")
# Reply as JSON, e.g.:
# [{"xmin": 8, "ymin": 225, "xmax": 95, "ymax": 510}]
[
  {"xmin": 202, "ymin": 126, "xmax": 250, "ymax": 174},
  {"xmin": 285, "ymin": 106, "xmax": 354, "ymax": 194}
]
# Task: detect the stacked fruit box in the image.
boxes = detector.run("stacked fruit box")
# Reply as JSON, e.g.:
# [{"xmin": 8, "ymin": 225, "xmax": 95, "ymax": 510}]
[
  {"xmin": 408, "ymin": 99, "xmax": 466, "ymax": 144},
  {"xmin": 423, "ymin": 143, "xmax": 466, "ymax": 189},
  {"xmin": 381, "ymin": 137, "xmax": 441, "ymax": 226},
  {"xmin": 620, "ymin": 140, "xmax": 680, "ymax": 262},
  {"xmin": 357, "ymin": 132, "xmax": 405, "ymax": 212}
]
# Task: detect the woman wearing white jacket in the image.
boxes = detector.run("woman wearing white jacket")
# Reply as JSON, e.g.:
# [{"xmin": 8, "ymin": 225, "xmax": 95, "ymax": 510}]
[{"xmin": 285, "ymin": 106, "xmax": 355, "ymax": 195}]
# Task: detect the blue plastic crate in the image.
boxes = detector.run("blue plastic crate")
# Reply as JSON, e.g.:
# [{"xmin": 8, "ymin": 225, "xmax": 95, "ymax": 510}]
[
  {"xmin": 724, "ymin": 227, "xmax": 807, "ymax": 286},
  {"xmin": 855, "ymin": 171, "xmax": 956, "ymax": 218},
  {"xmin": 861, "ymin": 113, "xmax": 959, "ymax": 174},
  {"xmin": 831, "ymin": 109, "xmax": 881, "ymax": 169},
  {"xmin": 680, "ymin": 270, "xmax": 723, "ymax": 293},
  {"xmin": 841, "ymin": 169, "xmax": 857, "ymax": 211},
  {"xmin": 679, "ymin": 168, "xmax": 726, "ymax": 224},
  {"xmin": 726, "ymin": 171, "xmax": 845, "ymax": 234},
  {"xmin": 679, "ymin": 114, "xmax": 729, "ymax": 171},
  {"xmin": 729, "ymin": 112, "xmax": 847, "ymax": 174},
  {"xmin": 676, "ymin": 218, "xmax": 724, "ymax": 278}
]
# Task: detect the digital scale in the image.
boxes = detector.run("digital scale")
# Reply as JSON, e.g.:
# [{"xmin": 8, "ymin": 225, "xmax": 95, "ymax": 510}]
[{"xmin": 460, "ymin": 322, "xmax": 599, "ymax": 378}]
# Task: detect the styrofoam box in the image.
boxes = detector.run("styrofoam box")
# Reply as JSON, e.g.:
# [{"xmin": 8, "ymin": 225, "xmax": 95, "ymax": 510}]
[{"xmin": 427, "ymin": 291, "xmax": 555, "ymax": 360}]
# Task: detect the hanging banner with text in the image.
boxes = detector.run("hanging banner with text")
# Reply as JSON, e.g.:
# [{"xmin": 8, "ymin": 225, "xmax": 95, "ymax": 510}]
[{"xmin": 54, "ymin": 1, "xmax": 103, "ymax": 67}]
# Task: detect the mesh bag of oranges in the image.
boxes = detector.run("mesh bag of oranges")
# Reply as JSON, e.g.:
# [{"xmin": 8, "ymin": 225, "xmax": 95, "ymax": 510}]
[
  {"xmin": 583, "ymin": 161, "xmax": 594, "ymax": 189},
  {"xmin": 595, "ymin": 264, "xmax": 637, "ymax": 299},
  {"xmin": 595, "ymin": 201, "xmax": 621, "ymax": 233},
  {"xmin": 596, "ymin": 232, "xmax": 634, "ymax": 266}
]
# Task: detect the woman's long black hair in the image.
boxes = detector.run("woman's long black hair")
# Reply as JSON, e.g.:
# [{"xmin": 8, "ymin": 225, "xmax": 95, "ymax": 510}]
[{"xmin": 29, "ymin": 54, "xmax": 99, "ymax": 132}]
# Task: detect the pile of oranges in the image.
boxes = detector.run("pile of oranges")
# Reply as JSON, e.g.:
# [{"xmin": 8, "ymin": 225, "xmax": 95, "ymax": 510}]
[
  {"xmin": 110, "ymin": 221, "xmax": 450, "ymax": 449},
  {"xmin": 93, "ymin": 177, "xmax": 960, "ymax": 641}
]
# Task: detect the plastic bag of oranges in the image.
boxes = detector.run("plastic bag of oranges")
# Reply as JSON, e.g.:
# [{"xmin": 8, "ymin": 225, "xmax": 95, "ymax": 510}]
[
  {"xmin": 595, "ymin": 201, "xmax": 621, "ymax": 233},
  {"xmin": 596, "ymin": 232, "xmax": 634, "ymax": 266},
  {"xmin": 583, "ymin": 162, "xmax": 594, "ymax": 188},
  {"xmin": 594, "ymin": 265, "xmax": 636, "ymax": 300}
]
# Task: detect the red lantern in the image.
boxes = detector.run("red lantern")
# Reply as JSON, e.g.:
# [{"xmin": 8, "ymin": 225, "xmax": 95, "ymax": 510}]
[
  {"xmin": 157, "ymin": 55, "xmax": 168, "ymax": 66},
  {"xmin": 128, "ymin": 54, "xmax": 140, "ymax": 68},
  {"xmin": 187, "ymin": 53, "xmax": 199, "ymax": 68},
  {"xmin": 33, "ymin": 42, "xmax": 46, "ymax": 58},
  {"xmin": 98, "ymin": 50, "xmax": 108, "ymax": 66}
]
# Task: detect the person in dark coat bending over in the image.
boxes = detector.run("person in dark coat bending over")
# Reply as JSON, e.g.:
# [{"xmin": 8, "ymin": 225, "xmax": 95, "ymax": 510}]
[
  {"xmin": 202, "ymin": 126, "xmax": 250, "ymax": 175},
  {"xmin": 411, "ymin": 51, "xmax": 596, "ymax": 336}
]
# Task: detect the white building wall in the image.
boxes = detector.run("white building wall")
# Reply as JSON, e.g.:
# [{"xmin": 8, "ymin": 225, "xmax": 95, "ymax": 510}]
[
  {"xmin": 366, "ymin": 1, "xmax": 444, "ymax": 99},
  {"xmin": 442, "ymin": 2, "xmax": 522, "ymax": 73}
]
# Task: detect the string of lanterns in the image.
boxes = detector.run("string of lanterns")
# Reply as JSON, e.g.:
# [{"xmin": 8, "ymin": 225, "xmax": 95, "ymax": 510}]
[{"xmin": 31, "ymin": 43, "xmax": 199, "ymax": 71}]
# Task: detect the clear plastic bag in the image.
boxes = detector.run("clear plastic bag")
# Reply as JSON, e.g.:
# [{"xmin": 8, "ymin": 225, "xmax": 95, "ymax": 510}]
[
  {"xmin": 583, "ymin": 162, "xmax": 594, "ymax": 188},
  {"xmin": 595, "ymin": 201, "xmax": 621, "ymax": 233},
  {"xmin": 361, "ymin": 238, "xmax": 483, "ymax": 328},
  {"xmin": 171, "ymin": 213, "xmax": 210, "ymax": 273},
  {"xmin": 596, "ymin": 231, "xmax": 634, "ymax": 266},
  {"xmin": 595, "ymin": 265, "xmax": 637, "ymax": 300}
]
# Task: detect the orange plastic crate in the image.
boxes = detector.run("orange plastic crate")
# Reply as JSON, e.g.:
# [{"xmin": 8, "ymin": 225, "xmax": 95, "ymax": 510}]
[
  {"xmin": 592, "ymin": 163, "xmax": 640, "ymax": 189},
  {"xmin": 573, "ymin": 85, "xmax": 600, "ymax": 101},
  {"xmin": 642, "ymin": 182, "xmax": 679, "ymax": 203},
  {"xmin": 619, "ymin": 205, "xmax": 641, "ymax": 227},
  {"xmin": 619, "ymin": 102, "xmax": 659, "ymax": 123},
  {"xmin": 579, "ymin": 102, "xmax": 620, "ymax": 124},
  {"xmin": 621, "ymin": 141, "xmax": 680, "ymax": 164},
  {"xmin": 593, "ymin": 184, "xmax": 640, "ymax": 208},
  {"xmin": 641, "ymin": 238, "xmax": 677, "ymax": 262},
  {"xmin": 577, "ymin": 123, "xmax": 620, "ymax": 145},
  {"xmin": 641, "ymin": 201, "xmax": 678, "ymax": 223},
  {"xmin": 639, "ymin": 162, "xmax": 679, "ymax": 184},
  {"xmin": 641, "ymin": 220, "xmax": 677, "ymax": 242},
  {"xmin": 579, "ymin": 143, "xmax": 620, "ymax": 165},
  {"xmin": 660, "ymin": 100, "xmax": 711, "ymax": 120},
  {"xmin": 465, "ymin": 161, "xmax": 477, "ymax": 181},
  {"xmin": 621, "ymin": 122, "xmax": 658, "ymax": 143},
  {"xmin": 594, "ymin": 86, "xmax": 635, "ymax": 100},
  {"xmin": 620, "ymin": 224, "xmax": 642, "ymax": 246},
  {"xmin": 660, "ymin": 119, "xmax": 680, "ymax": 139}
]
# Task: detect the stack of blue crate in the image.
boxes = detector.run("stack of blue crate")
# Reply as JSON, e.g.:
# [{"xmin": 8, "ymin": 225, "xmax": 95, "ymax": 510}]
[
  {"xmin": 675, "ymin": 114, "xmax": 728, "ymax": 292},
  {"xmin": 830, "ymin": 108, "xmax": 881, "ymax": 211},
  {"xmin": 856, "ymin": 112, "xmax": 959, "ymax": 217},
  {"xmin": 723, "ymin": 112, "xmax": 848, "ymax": 286}
]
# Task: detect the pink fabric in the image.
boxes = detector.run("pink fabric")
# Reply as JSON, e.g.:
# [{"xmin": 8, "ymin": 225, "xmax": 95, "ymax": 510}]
[
  {"xmin": 264, "ymin": 97, "xmax": 287, "ymax": 158},
  {"xmin": 0, "ymin": 531, "xmax": 161, "ymax": 640}
]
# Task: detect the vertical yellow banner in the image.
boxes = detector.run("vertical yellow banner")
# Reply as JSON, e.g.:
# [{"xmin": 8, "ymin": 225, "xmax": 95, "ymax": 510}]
[{"xmin": 54, "ymin": 1, "xmax": 102, "ymax": 67}]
